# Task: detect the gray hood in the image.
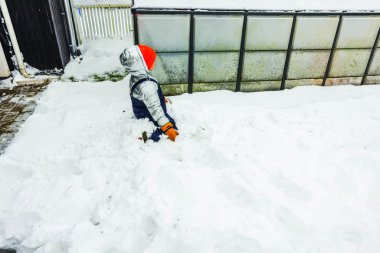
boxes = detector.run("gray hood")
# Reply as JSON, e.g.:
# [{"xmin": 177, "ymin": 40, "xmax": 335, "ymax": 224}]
[{"xmin": 120, "ymin": 45, "xmax": 153, "ymax": 87}]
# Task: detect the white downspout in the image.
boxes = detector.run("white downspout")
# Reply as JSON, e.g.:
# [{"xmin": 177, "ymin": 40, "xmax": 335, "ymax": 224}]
[
  {"xmin": 0, "ymin": 42, "xmax": 10, "ymax": 77},
  {"xmin": 0, "ymin": 0, "xmax": 29, "ymax": 77}
]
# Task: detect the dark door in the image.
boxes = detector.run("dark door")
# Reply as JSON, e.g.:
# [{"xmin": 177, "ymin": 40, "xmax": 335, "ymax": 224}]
[{"xmin": 3, "ymin": 0, "xmax": 71, "ymax": 71}]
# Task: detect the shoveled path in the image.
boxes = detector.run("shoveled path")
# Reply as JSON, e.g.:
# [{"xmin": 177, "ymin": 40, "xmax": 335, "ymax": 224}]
[{"xmin": 0, "ymin": 80, "xmax": 50, "ymax": 154}]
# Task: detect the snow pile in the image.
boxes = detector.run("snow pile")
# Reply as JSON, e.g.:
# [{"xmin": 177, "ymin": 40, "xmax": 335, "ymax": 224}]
[
  {"xmin": 135, "ymin": 0, "xmax": 380, "ymax": 10},
  {"xmin": 63, "ymin": 38, "xmax": 132, "ymax": 81},
  {"xmin": 1, "ymin": 81, "xmax": 380, "ymax": 252},
  {"xmin": 0, "ymin": 76, "xmax": 14, "ymax": 89}
]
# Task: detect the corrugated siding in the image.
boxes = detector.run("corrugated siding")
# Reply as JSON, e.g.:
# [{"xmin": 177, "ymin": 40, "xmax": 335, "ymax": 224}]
[{"xmin": 74, "ymin": 6, "xmax": 133, "ymax": 42}]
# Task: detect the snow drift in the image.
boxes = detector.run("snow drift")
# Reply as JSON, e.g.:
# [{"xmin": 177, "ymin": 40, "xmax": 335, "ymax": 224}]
[{"xmin": 0, "ymin": 81, "xmax": 380, "ymax": 252}]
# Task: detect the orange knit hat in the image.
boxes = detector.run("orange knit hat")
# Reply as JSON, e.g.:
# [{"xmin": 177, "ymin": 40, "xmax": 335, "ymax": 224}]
[{"xmin": 138, "ymin": 44, "xmax": 156, "ymax": 70}]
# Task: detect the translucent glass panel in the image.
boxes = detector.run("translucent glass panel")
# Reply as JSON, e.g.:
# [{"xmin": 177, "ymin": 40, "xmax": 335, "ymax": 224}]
[
  {"xmin": 138, "ymin": 13, "xmax": 380, "ymax": 89},
  {"xmin": 246, "ymin": 16, "xmax": 293, "ymax": 50},
  {"xmin": 138, "ymin": 15, "xmax": 190, "ymax": 52},
  {"xmin": 151, "ymin": 53, "xmax": 188, "ymax": 84},
  {"xmin": 288, "ymin": 51, "xmax": 330, "ymax": 79},
  {"xmin": 337, "ymin": 16, "xmax": 380, "ymax": 49},
  {"xmin": 194, "ymin": 15, "xmax": 243, "ymax": 51},
  {"xmin": 330, "ymin": 49, "xmax": 371, "ymax": 77},
  {"xmin": 293, "ymin": 17, "xmax": 339, "ymax": 50},
  {"xmin": 242, "ymin": 52, "xmax": 286, "ymax": 81},
  {"xmin": 369, "ymin": 50, "xmax": 380, "ymax": 76},
  {"xmin": 194, "ymin": 52, "xmax": 239, "ymax": 83}
]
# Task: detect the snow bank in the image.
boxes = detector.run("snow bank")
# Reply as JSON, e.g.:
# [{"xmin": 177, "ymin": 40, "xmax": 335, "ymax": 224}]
[
  {"xmin": 1, "ymin": 81, "xmax": 380, "ymax": 252},
  {"xmin": 63, "ymin": 38, "xmax": 133, "ymax": 81},
  {"xmin": 135, "ymin": 0, "xmax": 380, "ymax": 10}
]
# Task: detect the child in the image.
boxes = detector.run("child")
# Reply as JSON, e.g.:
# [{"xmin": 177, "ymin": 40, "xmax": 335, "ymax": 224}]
[{"xmin": 120, "ymin": 44, "xmax": 179, "ymax": 142}]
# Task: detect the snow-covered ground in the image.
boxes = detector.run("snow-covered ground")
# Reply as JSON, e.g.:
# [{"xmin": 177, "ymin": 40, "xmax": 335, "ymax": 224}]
[
  {"xmin": 73, "ymin": 0, "xmax": 380, "ymax": 10},
  {"xmin": 1, "ymin": 81, "xmax": 380, "ymax": 253}
]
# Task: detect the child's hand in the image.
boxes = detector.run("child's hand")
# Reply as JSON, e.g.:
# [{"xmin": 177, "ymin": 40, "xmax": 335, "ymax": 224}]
[
  {"xmin": 161, "ymin": 122, "xmax": 179, "ymax": 141},
  {"xmin": 164, "ymin": 97, "xmax": 172, "ymax": 104}
]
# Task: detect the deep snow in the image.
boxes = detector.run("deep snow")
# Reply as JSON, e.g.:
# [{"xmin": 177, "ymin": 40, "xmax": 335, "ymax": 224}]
[{"xmin": 1, "ymin": 81, "xmax": 380, "ymax": 253}]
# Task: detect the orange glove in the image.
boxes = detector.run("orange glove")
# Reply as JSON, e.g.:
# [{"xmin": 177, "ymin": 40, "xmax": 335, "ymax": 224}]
[{"xmin": 161, "ymin": 122, "xmax": 179, "ymax": 141}]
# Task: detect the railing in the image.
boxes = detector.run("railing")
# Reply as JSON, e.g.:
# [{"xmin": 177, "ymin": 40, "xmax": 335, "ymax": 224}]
[
  {"xmin": 132, "ymin": 8, "xmax": 380, "ymax": 95},
  {"xmin": 73, "ymin": 4, "xmax": 133, "ymax": 43}
]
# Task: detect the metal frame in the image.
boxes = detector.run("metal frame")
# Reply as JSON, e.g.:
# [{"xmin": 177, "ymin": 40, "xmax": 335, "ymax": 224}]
[
  {"xmin": 236, "ymin": 11, "xmax": 248, "ymax": 92},
  {"xmin": 132, "ymin": 8, "xmax": 380, "ymax": 93},
  {"xmin": 281, "ymin": 15, "xmax": 297, "ymax": 90},
  {"xmin": 142, "ymin": 48, "xmax": 377, "ymax": 54},
  {"xmin": 322, "ymin": 15, "xmax": 342, "ymax": 86},
  {"xmin": 361, "ymin": 27, "xmax": 380, "ymax": 85},
  {"xmin": 63, "ymin": 0, "xmax": 78, "ymax": 56},
  {"xmin": 133, "ymin": 8, "xmax": 139, "ymax": 44},
  {"xmin": 133, "ymin": 8, "xmax": 380, "ymax": 16},
  {"xmin": 188, "ymin": 12, "xmax": 195, "ymax": 93}
]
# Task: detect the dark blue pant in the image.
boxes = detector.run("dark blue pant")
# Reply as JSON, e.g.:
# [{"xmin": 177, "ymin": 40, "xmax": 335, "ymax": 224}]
[{"xmin": 130, "ymin": 78, "xmax": 178, "ymax": 142}]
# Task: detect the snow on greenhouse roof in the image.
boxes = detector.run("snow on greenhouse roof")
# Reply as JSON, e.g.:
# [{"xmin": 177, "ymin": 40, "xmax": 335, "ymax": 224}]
[
  {"xmin": 138, "ymin": 0, "xmax": 380, "ymax": 11},
  {"xmin": 74, "ymin": 0, "xmax": 380, "ymax": 10}
]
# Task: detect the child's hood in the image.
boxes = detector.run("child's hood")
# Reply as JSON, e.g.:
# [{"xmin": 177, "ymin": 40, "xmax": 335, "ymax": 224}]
[{"xmin": 120, "ymin": 45, "xmax": 150, "ymax": 79}]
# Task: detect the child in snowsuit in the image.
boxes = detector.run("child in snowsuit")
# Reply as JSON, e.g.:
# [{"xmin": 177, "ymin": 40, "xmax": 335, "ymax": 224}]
[{"xmin": 120, "ymin": 44, "xmax": 179, "ymax": 142}]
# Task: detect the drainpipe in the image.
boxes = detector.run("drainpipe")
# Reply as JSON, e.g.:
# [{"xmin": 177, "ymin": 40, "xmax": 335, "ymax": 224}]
[
  {"xmin": 0, "ymin": 42, "xmax": 10, "ymax": 78},
  {"xmin": 0, "ymin": 0, "xmax": 29, "ymax": 77}
]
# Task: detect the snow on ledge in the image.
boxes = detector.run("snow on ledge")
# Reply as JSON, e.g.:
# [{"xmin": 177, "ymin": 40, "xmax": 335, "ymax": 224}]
[
  {"xmin": 73, "ymin": 0, "xmax": 132, "ymax": 6},
  {"xmin": 72, "ymin": 0, "xmax": 380, "ymax": 10},
  {"xmin": 134, "ymin": 0, "xmax": 380, "ymax": 11}
]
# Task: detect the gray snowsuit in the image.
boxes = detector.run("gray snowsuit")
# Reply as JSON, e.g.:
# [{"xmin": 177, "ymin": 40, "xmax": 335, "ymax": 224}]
[{"xmin": 120, "ymin": 45, "xmax": 177, "ymax": 141}]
